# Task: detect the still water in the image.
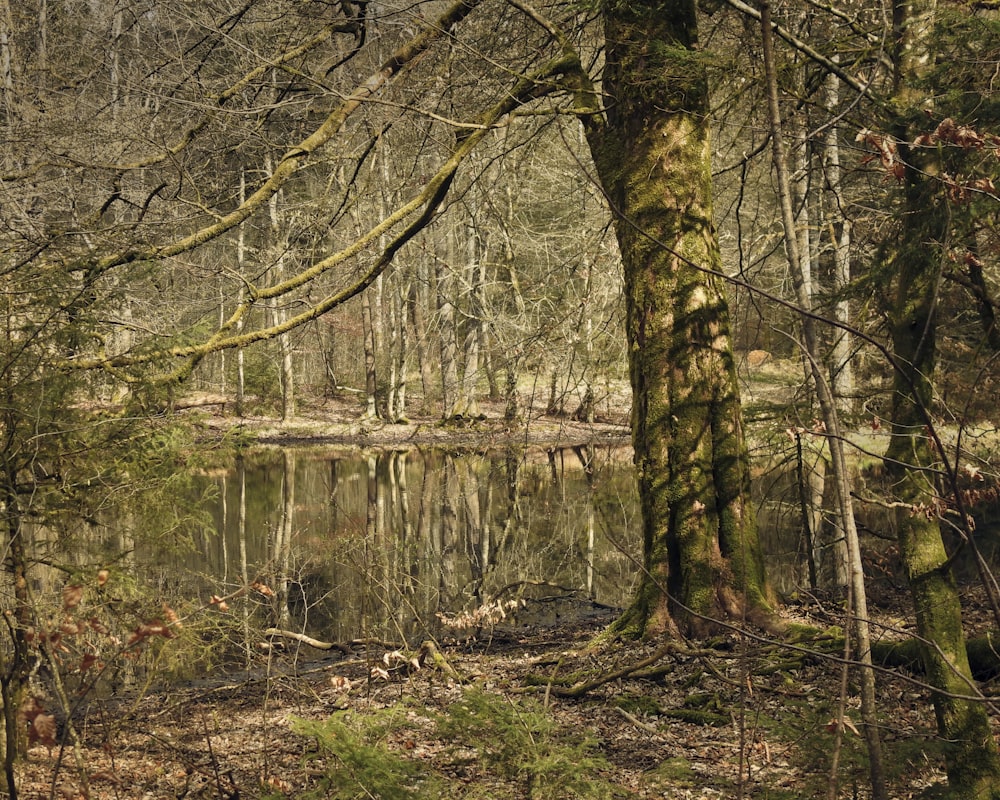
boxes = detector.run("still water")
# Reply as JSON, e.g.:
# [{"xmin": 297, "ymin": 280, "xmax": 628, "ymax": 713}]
[
  {"xmin": 28, "ymin": 440, "xmax": 893, "ymax": 678},
  {"xmin": 152, "ymin": 444, "xmax": 642, "ymax": 647}
]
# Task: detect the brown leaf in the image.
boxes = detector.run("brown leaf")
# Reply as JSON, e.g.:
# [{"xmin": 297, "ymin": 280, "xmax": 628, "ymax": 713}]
[
  {"xmin": 29, "ymin": 712, "xmax": 57, "ymax": 748},
  {"xmin": 209, "ymin": 594, "xmax": 229, "ymax": 611},
  {"xmin": 62, "ymin": 585, "xmax": 83, "ymax": 611},
  {"xmin": 127, "ymin": 619, "xmax": 175, "ymax": 646},
  {"xmin": 162, "ymin": 604, "xmax": 182, "ymax": 629},
  {"xmin": 79, "ymin": 653, "xmax": 100, "ymax": 673},
  {"xmin": 265, "ymin": 776, "xmax": 291, "ymax": 792}
]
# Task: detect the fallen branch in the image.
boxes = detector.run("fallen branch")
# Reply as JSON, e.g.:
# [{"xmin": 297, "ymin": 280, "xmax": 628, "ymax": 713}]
[
  {"xmin": 548, "ymin": 640, "xmax": 691, "ymax": 697},
  {"xmin": 264, "ymin": 628, "xmax": 355, "ymax": 654}
]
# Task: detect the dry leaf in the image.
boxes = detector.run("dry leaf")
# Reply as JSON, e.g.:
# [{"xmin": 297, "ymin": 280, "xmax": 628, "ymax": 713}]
[
  {"xmin": 79, "ymin": 653, "xmax": 100, "ymax": 673},
  {"xmin": 162, "ymin": 604, "xmax": 182, "ymax": 629},
  {"xmin": 29, "ymin": 712, "xmax": 57, "ymax": 748},
  {"xmin": 62, "ymin": 585, "xmax": 83, "ymax": 611},
  {"xmin": 825, "ymin": 717, "xmax": 861, "ymax": 736}
]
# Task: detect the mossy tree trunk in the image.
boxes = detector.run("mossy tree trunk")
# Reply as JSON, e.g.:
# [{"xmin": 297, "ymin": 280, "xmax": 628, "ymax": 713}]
[
  {"xmin": 883, "ymin": 1, "xmax": 1000, "ymax": 794},
  {"xmin": 583, "ymin": 0, "xmax": 770, "ymax": 638},
  {"xmin": 884, "ymin": 173, "xmax": 1000, "ymax": 798}
]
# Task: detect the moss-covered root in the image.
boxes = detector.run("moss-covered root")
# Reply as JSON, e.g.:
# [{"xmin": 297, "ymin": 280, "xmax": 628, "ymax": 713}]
[{"xmin": 418, "ymin": 640, "xmax": 464, "ymax": 682}]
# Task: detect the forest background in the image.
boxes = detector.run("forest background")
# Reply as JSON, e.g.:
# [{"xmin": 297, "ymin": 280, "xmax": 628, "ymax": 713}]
[{"xmin": 4, "ymin": 0, "xmax": 1000, "ymax": 798}]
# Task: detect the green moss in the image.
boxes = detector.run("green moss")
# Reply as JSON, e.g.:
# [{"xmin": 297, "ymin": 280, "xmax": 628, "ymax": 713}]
[
  {"xmin": 613, "ymin": 693, "xmax": 662, "ymax": 716},
  {"xmin": 662, "ymin": 708, "xmax": 728, "ymax": 726},
  {"xmin": 641, "ymin": 757, "xmax": 700, "ymax": 791}
]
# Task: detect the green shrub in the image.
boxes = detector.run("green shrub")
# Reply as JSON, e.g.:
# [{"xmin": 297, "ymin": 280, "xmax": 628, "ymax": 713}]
[
  {"xmin": 436, "ymin": 689, "xmax": 620, "ymax": 800},
  {"xmin": 292, "ymin": 710, "xmax": 443, "ymax": 800}
]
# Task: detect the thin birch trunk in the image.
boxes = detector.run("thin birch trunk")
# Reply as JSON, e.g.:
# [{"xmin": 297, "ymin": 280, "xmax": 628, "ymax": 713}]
[
  {"xmin": 266, "ymin": 152, "xmax": 294, "ymax": 421},
  {"xmin": 436, "ymin": 246, "xmax": 459, "ymax": 419},
  {"xmin": 362, "ymin": 291, "xmax": 378, "ymax": 418},
  {"xmin": 456, "ymin": 222, "xmax": 483, "ymax": 418},
  {"xmin": 759, "ymin": 6, "xmax": 886, "ymax": 797},
  {"xmin": 235, "ymin": 171, "xmax": 246, "ymax": 416},
  {"xmin": 410, "ymin": 258, "xmax": 435, "ymax": 408},
  {"xmin": 391, "ymin": 279, "xmax": 409, "ymax": 421},
  {"xmin": 824, "ymin": 67, "xmax": 854, "ymax": 412}
]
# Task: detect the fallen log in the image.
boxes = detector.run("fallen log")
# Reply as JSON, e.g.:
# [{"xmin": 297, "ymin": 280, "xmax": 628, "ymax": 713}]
[
  {"xmin": 873, "ymin": 631, "xmax": 1000, "ymax": 682},
  {"xmin": 264, "ymin": 628, "xmax": 354, "ymax": 654}
]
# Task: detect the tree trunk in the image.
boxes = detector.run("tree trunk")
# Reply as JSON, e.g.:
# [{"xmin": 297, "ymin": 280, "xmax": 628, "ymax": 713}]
[
  {"xmin": 362, "ymin": 291, "xmax": 378, "ymax": 419},
  {"xmin": 410, "ymin": 258, "xmax": 436, "ymax": 410},
  {"xmin": 758, "ymin": 5, "xmax": 886, "ymax": 794},
  {"xmin": 454, "ymin": 221, "xmax": 483, "ymax": 418},
  {"xmin": 391, "ymin": 279, "xmax": 408, "ymax": 422},
  {"xmin": 436, "ymin": 250, "xmax": 459, "ymax": 419},
  {"xmin": 882, "ymin": 1, "xmax": 1000, "ymax": 794},
  {"xmin": 266, "ymin": 153, "xmax": 294, "ymax": 422},
  {"xmin": 583, "ymin": 0, "xmax": 771, "ymax": 638},
  {"xmin": 885, "ymin": 171, "xmax": 1000, "ymax": 798},
  {"xmin": 823, "ymin": 66, "xmax": 854, "ymax": 413}
]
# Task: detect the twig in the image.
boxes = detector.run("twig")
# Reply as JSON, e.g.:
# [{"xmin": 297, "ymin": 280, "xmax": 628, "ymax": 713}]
[{"xmin": 613, "ymin": 706, "xmax": 662, "ymax": 735}]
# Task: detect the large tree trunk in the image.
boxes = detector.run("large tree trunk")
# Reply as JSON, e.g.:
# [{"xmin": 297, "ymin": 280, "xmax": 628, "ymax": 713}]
[
  {"xmin": 583, "ymin": 0, "xmax": 771, "ymax": 638},
  {"xmin": 885, "ymin": 169, "xmax": 1000, "ymax": 798},
  {"xmin": 882, "ymin": 1, "xmax": 1000, "ymax": 795}
]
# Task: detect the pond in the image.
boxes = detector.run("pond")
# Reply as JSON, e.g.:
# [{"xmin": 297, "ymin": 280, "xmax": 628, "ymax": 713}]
[
  {"xmin": 25, "ymin": 438, "xmax": 973, "ymax": 682},
  {"xmin": 151, "ymin": 444, "xmax": 642, "ymax": 651}
]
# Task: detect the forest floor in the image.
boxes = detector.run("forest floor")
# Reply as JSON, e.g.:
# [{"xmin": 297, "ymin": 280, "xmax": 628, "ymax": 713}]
[
  {"xmin": 15, "ymin": 583, "xmax": 981, "ymax": 800},
  {"xmin": 16, "ymin": 365, "xmax": 997, "ymax": 799}
]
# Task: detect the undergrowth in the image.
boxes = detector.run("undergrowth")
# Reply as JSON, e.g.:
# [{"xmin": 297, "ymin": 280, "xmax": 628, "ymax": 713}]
[{"xmin": 288, "ymin": 689, "xmax": 623, "ymax": 799}]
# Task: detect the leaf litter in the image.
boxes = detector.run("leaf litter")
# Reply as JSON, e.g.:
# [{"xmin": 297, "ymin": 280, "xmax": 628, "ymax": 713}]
[{"xmin": 14, "ymin": 588, "xmax": 987, "ymax": 799}]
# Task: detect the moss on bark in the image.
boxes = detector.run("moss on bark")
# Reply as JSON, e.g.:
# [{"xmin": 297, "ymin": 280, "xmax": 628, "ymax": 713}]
[
  {"xmin": 883, "ymin": 35, "xmax": 1000, "ymax": 787},
  {"xmin": 586, "ymin": 0, "xmax": 772, "ymax": 640}
]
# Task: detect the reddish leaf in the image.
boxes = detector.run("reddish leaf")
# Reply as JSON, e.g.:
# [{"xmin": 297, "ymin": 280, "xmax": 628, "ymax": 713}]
[{"xmin": 62, "ymin": 585, "xmax": 83, "ymax": 611}]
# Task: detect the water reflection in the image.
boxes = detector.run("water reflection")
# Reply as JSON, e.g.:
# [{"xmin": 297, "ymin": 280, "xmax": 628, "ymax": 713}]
[{"xmin": 168, "ymin": 445, "xmax": 641, "ymax": 646}]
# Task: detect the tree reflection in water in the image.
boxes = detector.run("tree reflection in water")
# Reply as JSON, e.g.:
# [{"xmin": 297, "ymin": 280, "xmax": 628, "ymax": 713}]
[{"xmin": 160, "ymin": 445, "xmax": 640, "ymax": 646}]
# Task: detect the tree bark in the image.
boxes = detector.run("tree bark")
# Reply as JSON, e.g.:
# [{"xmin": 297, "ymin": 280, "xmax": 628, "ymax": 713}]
[
  {"xmin": 362, "ymin": 291, "xmax": 378, "ymax": 419},
  {"xmin": 758, "ymin": 4, "xmax": 886, "ymax": 794},
  {"xmin": 436, "ymin": 245, "xmax": 459, "ymax": 419},
  {"xmin": 823, "ymin": 66, "xmax": 854, "ymax": 413},
  {"xmin": 583, "ymin": 0, "xmax": 771, "ymax": 638},
  {"xmin": 410, "ymin": 257, "xmax": 436, "ymax": 409},
  {"xmin": 455, "ymin": 221, "xmax": 483, "ymax": 418},
  {"xmin": 882, "ymin": 1, "xmax": 1000, "ymax": 795}
]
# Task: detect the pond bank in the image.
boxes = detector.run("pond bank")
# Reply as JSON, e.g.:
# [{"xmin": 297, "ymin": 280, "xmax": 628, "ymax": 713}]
[{"xmin": 189, "ymin": 393, "xmax": 633, "ymax": 450}]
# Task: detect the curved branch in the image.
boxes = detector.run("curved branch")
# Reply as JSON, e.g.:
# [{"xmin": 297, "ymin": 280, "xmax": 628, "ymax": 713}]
[
  {"xmin": 74, "ymin": 0, "xmax": 484, "ymax": 280},
  {"xmin": 63, "ymin": 49, "xmax": 581, "ymax": 372}
]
